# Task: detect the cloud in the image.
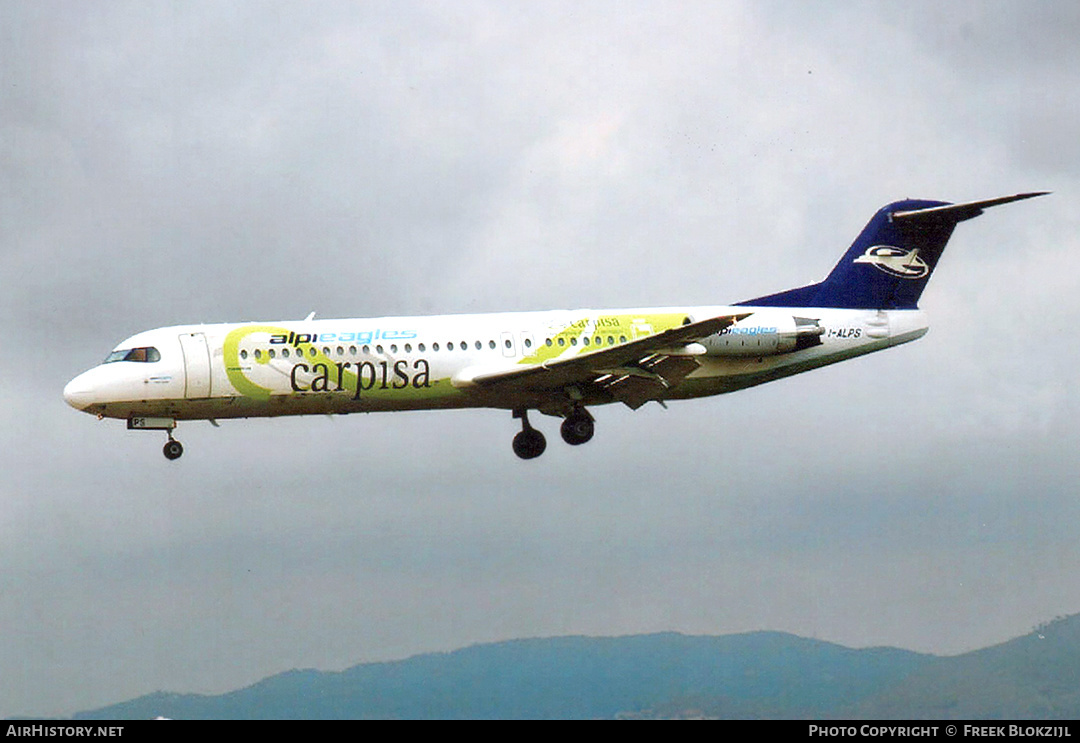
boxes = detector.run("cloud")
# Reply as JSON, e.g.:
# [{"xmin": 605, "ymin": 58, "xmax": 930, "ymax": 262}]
[{"xmin": 2, "ymin": 0, "xmax": 1078, "ymax": 717}]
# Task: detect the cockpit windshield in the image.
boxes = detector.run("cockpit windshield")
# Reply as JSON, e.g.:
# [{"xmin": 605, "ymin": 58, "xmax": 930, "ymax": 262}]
[{"xmin": 103, "ymin": 347, "xmax": 161, "ymax": 364}]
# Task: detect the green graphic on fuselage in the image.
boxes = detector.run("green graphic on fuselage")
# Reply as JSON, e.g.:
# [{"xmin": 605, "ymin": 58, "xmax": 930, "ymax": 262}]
[
  {"xmin": 221, "ymin": 312, "xmax": 691, "ymax": 405},
  {"xmin": 517, "ymin": 312, "xmax": 689, "ymax": 366},
  {"xmin": 223, "ymin": 325, "xmax": 284, "ymax": 400},
  {"xmin": 223, "ymin": 325, "xmax": 448, "ymax": 403}
]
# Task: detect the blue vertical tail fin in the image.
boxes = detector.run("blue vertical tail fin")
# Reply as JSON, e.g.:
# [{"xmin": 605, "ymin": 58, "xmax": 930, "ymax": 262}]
[{"xmin": 739, "ymin": 193, "xmax": 1047, "ymax": 310}]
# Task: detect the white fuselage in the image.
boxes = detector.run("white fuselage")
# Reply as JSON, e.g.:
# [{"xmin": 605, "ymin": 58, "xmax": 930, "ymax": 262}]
[{"xmin": 64, "ymin": 305, "xmax": 928, "ymax": 422}]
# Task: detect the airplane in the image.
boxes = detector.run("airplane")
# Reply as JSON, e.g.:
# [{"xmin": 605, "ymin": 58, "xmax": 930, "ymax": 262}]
[{"xmin": 64, "ymin": 192, "xmax": 1046, "ymax": 461}]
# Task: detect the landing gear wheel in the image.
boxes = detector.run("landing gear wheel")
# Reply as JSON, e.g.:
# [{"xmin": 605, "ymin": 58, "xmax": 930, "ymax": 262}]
[
  {"xmin": 513, "ymin": 428, "xmax": 547, "ymax": 460},
  {"xmin": 163, "ymin": 439, "xmax": 184, "ymax": 461},
  {"xmin": 511, "ymin": 409, "xmax": 547, "ymax": 459},
  {"xmin": 560, "ymin": 410, "xmax": 594, "ymax": 446}
]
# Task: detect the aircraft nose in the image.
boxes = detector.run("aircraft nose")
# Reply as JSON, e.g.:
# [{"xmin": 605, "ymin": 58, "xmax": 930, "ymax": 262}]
[{"xmin": 63, "ymin": 372, "xmax": 94, "ymax": 410}]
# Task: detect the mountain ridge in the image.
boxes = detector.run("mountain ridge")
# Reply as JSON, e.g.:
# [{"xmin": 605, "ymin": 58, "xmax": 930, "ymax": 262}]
[{"xmin": 68, "ymin": 618, "xmax": 1080, "ymax": 719}]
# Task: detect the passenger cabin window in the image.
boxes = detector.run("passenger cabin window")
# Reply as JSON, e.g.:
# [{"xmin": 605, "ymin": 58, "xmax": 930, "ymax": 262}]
[{"xmin": 103, "ymin": 347, "xmax": 160, "ymax": 363}]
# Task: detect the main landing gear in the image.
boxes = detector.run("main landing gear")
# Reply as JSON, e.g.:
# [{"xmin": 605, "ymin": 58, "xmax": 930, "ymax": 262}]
[
  {"xmin": 560, "ymin": 408, "xmax": 594, "ymax": 446},
  {"xmin": 512, "ymin": 410, "xmax": 547, "ymax": 460},
  {"xmin": 512, "ymin": 407, "xmax": 595, "ymax": 459}
]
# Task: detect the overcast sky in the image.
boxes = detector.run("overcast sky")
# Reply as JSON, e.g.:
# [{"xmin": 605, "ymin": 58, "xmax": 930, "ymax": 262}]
[{"xmin": 2, "ymin": 0, "xmax": 1079, "ymax": 718}]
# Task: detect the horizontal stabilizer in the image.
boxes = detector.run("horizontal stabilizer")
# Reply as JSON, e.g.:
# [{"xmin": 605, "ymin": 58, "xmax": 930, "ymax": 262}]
[{"xmin": 891, "ymin": 192, "xmax": 1049, "ymax": 224}]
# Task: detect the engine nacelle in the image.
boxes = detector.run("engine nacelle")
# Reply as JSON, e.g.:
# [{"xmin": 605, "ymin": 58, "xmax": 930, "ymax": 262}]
[{"xmin": 702, "ymin": 313, "xmax": 823, "ymax": 357}]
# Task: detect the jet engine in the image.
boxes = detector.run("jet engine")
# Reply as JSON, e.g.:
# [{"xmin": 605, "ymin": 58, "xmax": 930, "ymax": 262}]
[{"xmin": 702, "ymin": 314, "xmax": 823, "ymax": 357}]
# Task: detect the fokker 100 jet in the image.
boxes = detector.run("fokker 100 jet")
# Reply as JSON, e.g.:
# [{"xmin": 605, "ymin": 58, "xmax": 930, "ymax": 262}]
[{"xmin": 64, "ymin": 193, "xmax": 1045, "ymax": 460}]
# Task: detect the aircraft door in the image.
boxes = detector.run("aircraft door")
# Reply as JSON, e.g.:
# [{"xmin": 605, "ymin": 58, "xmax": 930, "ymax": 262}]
[{"xmin": 178, "ymin": 332, "xmax": 212, "ymax": 398}]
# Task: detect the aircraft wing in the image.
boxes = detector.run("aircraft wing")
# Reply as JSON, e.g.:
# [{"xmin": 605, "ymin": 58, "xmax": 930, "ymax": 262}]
[{"xmin": 470, "ymin": 313, "xmax": 750, "ymax": 409}]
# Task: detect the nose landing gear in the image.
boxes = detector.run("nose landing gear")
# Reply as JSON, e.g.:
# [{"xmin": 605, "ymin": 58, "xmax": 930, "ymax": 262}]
[
  {"xmin": 163, "ymin": 434, "xmax": 184, "ymax": 461},
  {"xmin": 127, "ymin": 417, "xmax": 184, "ymax": 461}
]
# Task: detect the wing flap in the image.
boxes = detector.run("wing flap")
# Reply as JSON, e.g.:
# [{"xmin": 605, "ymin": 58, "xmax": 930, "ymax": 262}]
[
  {"xmin": 639, "ymin": 353, "xmax": 702, "ymax": 384},
  {"xmin": 601, "ymin": 374, "xmax": 665, "ymax": 410},
  {"xmin": 595, "ymin": 354, "xmax": 704, "ymax": 409}
]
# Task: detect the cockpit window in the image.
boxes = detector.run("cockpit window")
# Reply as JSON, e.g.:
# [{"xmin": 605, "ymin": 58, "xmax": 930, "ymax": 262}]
[{"xmin": 103, "ymin": 347, "xmax": 161, "ymax": 364}]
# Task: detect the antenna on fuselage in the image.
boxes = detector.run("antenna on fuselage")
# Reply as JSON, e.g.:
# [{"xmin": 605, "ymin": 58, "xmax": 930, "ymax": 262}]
[{"xmin": 304, "ymin": 311, "xmax": 316, "ymax": 321}]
